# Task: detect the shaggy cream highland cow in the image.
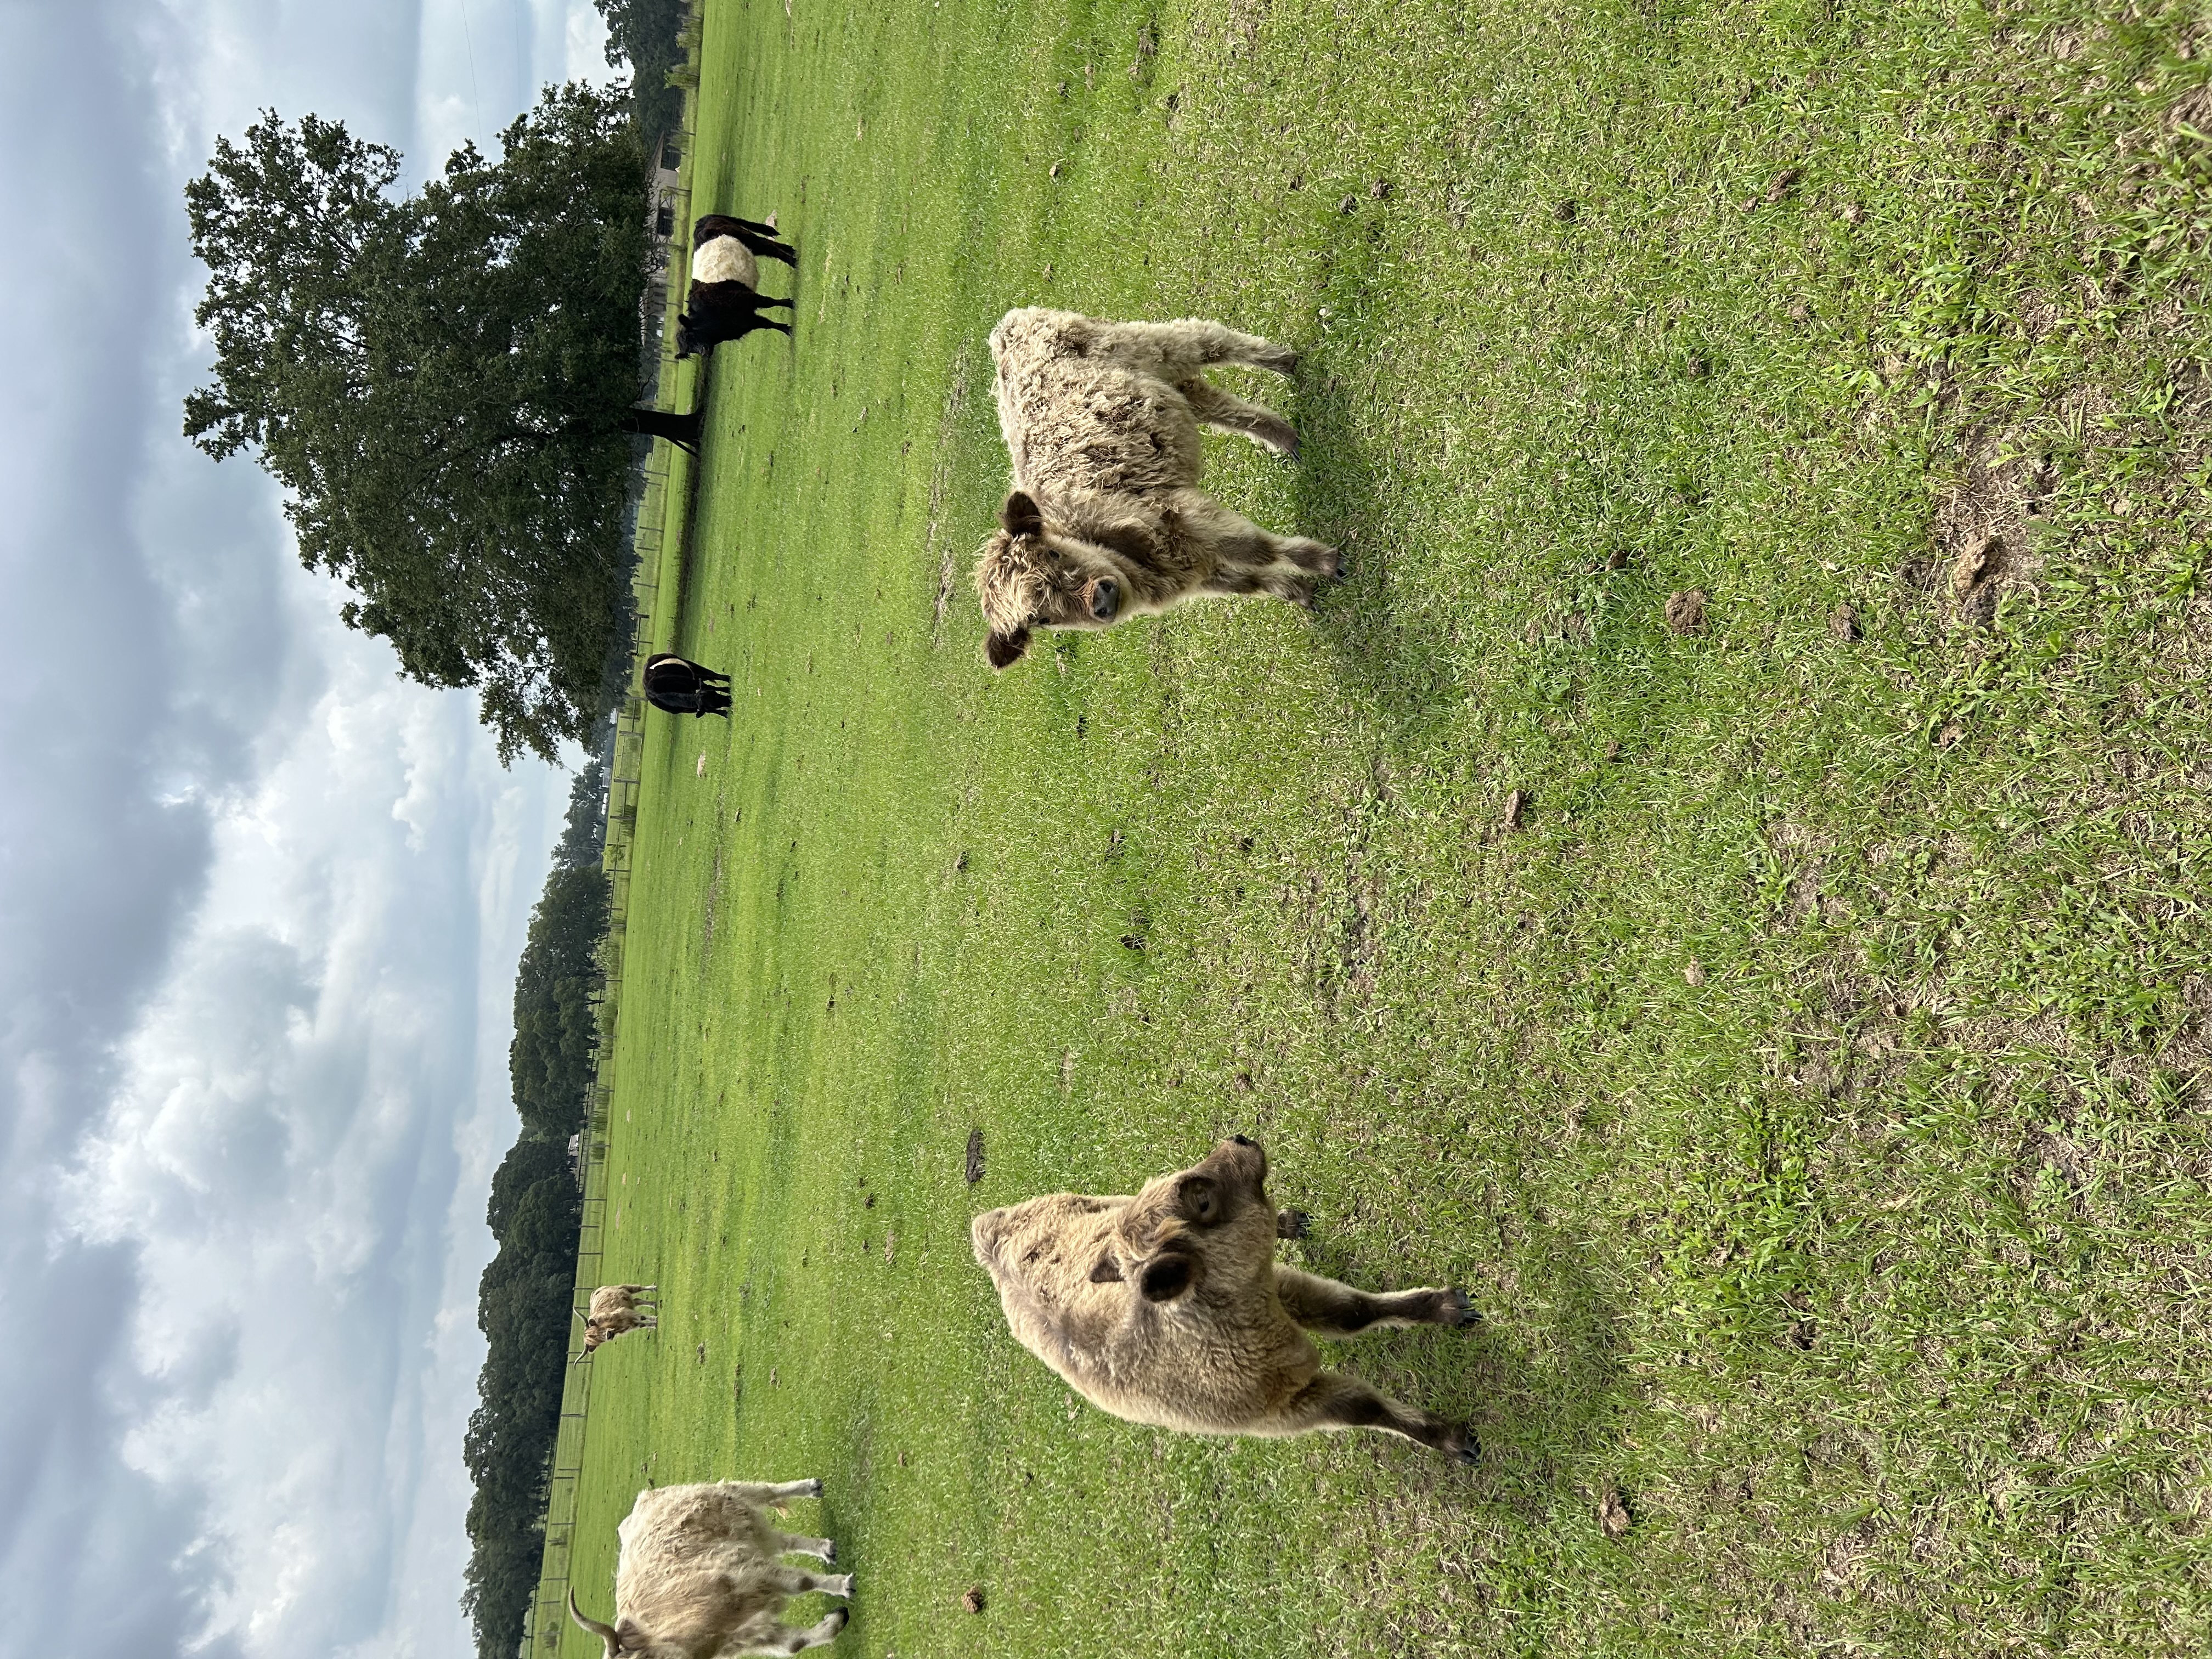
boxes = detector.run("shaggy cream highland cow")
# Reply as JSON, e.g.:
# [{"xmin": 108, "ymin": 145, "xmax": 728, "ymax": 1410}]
[
  {"xmin": 974, "ymin": 308, "xmax": 1341, "ymax": 668},
  {"xmin": 580, "ymin": 1283, "xmax": 658, "ymax": 1355},
  {"xmin": 972, "ymin": 1136, "xmax": 1481, "ymax": 1460},
  {"xmin": 567, "ymin": 1479, "xmax": 852, "ymax": 1658}
]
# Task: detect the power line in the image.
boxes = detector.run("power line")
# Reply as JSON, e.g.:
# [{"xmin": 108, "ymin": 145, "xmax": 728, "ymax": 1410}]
[{"xmin": 455, "ymin": 0, "xmax": 487, "ymax": 151}]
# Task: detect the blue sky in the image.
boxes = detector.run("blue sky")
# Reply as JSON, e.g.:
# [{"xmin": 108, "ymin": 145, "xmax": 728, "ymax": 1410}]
[{"xmin": 0, "ymin": 3, "xmax": 616, "ymax": 1654}]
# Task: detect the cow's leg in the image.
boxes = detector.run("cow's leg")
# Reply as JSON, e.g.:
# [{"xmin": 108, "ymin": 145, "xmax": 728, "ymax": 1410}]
[
  {"xmin": 1096, "ymin": 317, "xmax": 1298, "ymax": 374},
  {"xmin": 1182, "ymin": 378, "xmax": 1300, "ymax": 459},
  {"xmin": 1275, "ymin": 1266, "xmax": 1480, "ymax": 1335},
  {"xmin": 775, "ymin": 1531, "xmax": 837, "ymax": 1562},
  {"xmin": 1259, "ymin": 1369, "xmax": 1477, "ymax": 1463},
  {"xmin": 1200, "ymin": 515, "xmax": 1340, "ymax": 608},
  {"xmin": 737, "ymin": 227, "xmax": 799, "ymax": 266},
  {"xmin": 764, "ymin": 1566, "xmax": 852, "ymax": 1598},
  {"xmin": 730, "ymin": 1609, "xmax": 849, "ymax": 1656},
  {"xmin": 713, "ymin": 1478, "xmax": 823, "ymax": 1504},
  {"xmin": 1275, "ymin": 535, "xmax": 1343, "ymax": 579}
]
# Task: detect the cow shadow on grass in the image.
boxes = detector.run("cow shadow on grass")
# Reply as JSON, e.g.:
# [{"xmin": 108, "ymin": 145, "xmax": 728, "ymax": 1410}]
[
  {"xmin": 1286, "ymin": 301, "xmax": 1470, "ymax": 733},
  {"xmin": 1291, "ymin": 1212, "xmax": 1626, "ymax": 1513}
]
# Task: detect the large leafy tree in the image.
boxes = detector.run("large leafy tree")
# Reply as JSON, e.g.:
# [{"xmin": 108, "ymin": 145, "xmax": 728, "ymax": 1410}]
[
  {"xmin": 594, "ymin": 0, "xmax": 689, "ymax": 140},
  {"xmin": 185, "ymin": 86, "xmax": 688, "ymax": 762}
]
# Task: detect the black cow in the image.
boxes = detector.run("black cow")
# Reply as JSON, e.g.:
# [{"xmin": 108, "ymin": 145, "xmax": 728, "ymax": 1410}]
[
  {"xmin": 675, "ymin": 213, "xmax": 799, "ymax": 360},
  {"xmin": 642, "ymin": 653, "xmax": 732, "ymax": 718},
  {"xmin": 675, "ymin": 285, "xmax": 793, "ymax": 359}
]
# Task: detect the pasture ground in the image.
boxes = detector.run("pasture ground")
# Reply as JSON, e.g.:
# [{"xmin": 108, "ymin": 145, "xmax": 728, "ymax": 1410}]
[{"xmin": 567, "ymin": 2, "xmax": 2212, "ymax": 1654}]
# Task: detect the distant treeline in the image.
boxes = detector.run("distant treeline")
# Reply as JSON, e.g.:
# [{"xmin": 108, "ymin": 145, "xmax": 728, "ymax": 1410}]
[
  {"xmin": 596, "ymin": 0, "xmax": 690, "ymax": 144},
  {"xmin": 462, "ymin": 758, "xmax": 613, "ymax": 1659}
]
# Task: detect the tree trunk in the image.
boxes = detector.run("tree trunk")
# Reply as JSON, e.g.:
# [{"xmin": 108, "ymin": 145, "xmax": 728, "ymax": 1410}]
[{"xmin": 617, "ymin": 407, "xmax": 701, "ymax": 449}]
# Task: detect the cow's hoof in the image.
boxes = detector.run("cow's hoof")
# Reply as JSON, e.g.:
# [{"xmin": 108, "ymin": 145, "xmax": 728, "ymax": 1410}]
[
  {"xmin": 1443, "ymin": 1289, "xmax": 1482, "ymax": 1328},
  {"xmin": 804, "ymin": 1478, "xmax": 824, "ymax": 1498},
  {"xmin": 1276, "ymin": 1208, "xmax": 1310, "ymax": 1240},
  {"xmin": 1454, "ymin": 1434, "xmax": 1482, "ymax": 1466},
  {"xmin": 1279, "ymin": 432, "xmax": 1302, "ymax": 462},
  {"xmin": 821, "ymin": 1540, "xmax": 837, "ymax": 1564}
]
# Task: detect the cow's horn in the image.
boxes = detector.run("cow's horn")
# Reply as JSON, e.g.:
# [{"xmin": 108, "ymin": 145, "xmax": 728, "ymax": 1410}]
[{"xmin": 568, "ymin": 1590, "xmax": 621, "ymax": 1657}]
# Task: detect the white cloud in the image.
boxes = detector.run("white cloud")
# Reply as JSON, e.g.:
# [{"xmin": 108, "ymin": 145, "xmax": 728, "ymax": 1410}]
[
  {"xmin": 418, "ymin": 2, "xmax": 620, "ymax": 169},
  {"xmin": 564, "ymin": 0, "xmax": 611, "ymax": 80},
  {"xmin": 0, "ymin": 2, "xmax": 594, "ymax": 1654},
  {"xmin": 65, "ymin": 571, "xmax": 566, "ymax": 1657}
]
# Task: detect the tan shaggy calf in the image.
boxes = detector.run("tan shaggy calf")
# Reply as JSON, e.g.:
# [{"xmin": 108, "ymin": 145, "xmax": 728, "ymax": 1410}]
[
  {"xmin": 581, "ymin": 1283, "xmax": 659, "ymax": 1355},
  {"xmin": 973, "ymin": 308, "xmax": 1341, "ymax": 668},
  {"xmin": 568, "ymin": 1479, "xmax": 851, "ymax": 1658},
  {"xmin": 972, "ymin": 1136, "xmax": 1480, "ymax": 1460}
]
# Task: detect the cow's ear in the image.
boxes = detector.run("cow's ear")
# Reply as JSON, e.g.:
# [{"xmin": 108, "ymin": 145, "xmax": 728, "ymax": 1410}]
[
  {"xmin": 1001, "ymin": 490, "xmax": 1044, "ymax": 538},
  {"xmin": 615, "ymin": 1617, "xmax": 648, "ymax": 1651},
  {"xmin": 1138, "ymin": 1256, "xmax": 1195, "ymax": 1304},
  {"xmin": 985, "ymin": 627, "xmax": 1031, "ymax": 669},
  {"xmin": 1088, "ymin": 1255, "xmax": 1125, "ymax": 1284}
]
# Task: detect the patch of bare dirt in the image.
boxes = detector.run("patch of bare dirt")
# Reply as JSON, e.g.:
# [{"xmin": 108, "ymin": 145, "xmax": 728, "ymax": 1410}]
[
  {"xmin": 1927, "ymin": 432, "xmax": 2055, "ymax": 627},
  {"xmin": 2017, "ymin": 289, "xmax": 2061, "ymax": 339}
]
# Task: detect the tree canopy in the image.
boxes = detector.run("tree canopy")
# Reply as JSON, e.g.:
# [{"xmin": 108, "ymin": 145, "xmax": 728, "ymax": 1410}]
[
  {"xmin": 461, "ymin": 1135, "xmax": 584, "ymax": 1656},
  {"xmin": 184, "ymin": 86, "xmax": 653, "ymax": 763},
  {"xmin": 509, "ymin": 762, "xmax": 613, "ymax": 1140},
  {"xmin": 594, "ymin": 0, "xmax": 691, "ymax": 142},
  {"xmin": 460, "ymin": 759, "xmax": 612, "ymax": 1659}
]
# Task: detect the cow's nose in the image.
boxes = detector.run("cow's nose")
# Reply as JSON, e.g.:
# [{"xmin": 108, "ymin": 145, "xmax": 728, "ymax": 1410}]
[{"xmin": 1090, "ymin": 578, "xmax": 1120, "ymax": 621}]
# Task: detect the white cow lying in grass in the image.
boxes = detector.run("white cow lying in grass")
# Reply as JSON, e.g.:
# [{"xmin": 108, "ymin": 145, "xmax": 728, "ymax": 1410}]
[{"xmin": 568, "ymin": 1480, "xmax": 853, "ymax": 1658}]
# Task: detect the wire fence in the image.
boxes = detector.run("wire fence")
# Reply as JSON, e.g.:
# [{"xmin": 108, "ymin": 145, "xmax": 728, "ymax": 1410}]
[{"xmin": 517, "ymin": 76, "xmax": 696, "ymax": 1657}]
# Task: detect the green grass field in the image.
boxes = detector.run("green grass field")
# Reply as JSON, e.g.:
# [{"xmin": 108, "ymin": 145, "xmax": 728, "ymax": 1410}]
[{"xmin": 566, "ymin": 2, "xmax": 2212, "ymax": 1653}]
